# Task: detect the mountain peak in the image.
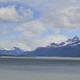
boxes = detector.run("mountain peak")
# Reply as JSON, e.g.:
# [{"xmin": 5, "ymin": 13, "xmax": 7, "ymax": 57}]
[
  {"xmin": 47, "ymin": 36, "xmax": 80, "ymax": 48},
  {"xmin": 72, "ymin": 36, "xmax": 79, "ymax": 42},
  {"xmin": 12, "ymin": 47, "xmax": 24, "ymax": 52},
  {"xmin": 66, "ymin": 36, "xmax": 79, "ymax": 43}
]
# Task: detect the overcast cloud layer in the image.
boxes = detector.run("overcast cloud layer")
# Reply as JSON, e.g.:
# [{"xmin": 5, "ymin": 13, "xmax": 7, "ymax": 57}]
[{"xmin": 0, "ymin": 0, "xmax": 80, "ymax": 50}]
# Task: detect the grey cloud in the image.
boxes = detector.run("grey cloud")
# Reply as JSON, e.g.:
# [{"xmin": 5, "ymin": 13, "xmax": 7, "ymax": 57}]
[
  {"xmin": 41, "ymin": 6, "xmax": 80, "ymax": 31},
  {"xmin": 0, "ymin": 0, "xmax": 79, "ymax": 50},
  {"xmin": 0, "ymin": 5, "xmax": 33, "ymax": 22}
]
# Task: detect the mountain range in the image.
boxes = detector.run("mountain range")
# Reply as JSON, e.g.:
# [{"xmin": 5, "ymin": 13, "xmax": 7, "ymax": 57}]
[{"xmin": 0, "ymin": 36, "xmax": 80, "ymax": 57}]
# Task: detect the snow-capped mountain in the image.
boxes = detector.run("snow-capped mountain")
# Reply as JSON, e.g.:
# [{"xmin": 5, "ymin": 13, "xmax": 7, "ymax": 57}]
[
  {"xmin": 0, "ymin": 36, "xmax": 80, "ymax": 57},
  {"xmin": 25, "ymin": 36, "xmax": 80, "ymax": 57},
  {"xmin": 0, "ymin": 47, "xmax": 25, "ymax": 56},
  {"xmin": 65, "ymin": 36, "xmax": 80, "ymax": 46},
  {"xmin": 47, "ymin": 36, "xmax": 80, "ymax": 48}
]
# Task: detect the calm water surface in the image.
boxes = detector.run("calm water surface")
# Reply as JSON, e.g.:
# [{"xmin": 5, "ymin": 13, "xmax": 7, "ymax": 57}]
[{"xmin": 0, "ymin": 57, "xmax": 80, "ymax": 80}]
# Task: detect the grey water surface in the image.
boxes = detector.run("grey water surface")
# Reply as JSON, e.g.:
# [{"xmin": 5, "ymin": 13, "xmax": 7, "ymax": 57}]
[{"xmin": 0, "ymin": 57, "xmax": 80, "ymax": 80}]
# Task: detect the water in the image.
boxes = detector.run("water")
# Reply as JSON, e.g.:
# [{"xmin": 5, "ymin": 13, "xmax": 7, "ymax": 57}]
[{"xmin": 0, "ymin": 57, "xmax": 80, "ymax": 80}]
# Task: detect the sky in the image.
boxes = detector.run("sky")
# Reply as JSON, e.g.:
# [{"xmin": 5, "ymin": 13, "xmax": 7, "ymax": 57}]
[{"xmin": 0, "ymin": 0, "xmax": 80, "ymax": 51}]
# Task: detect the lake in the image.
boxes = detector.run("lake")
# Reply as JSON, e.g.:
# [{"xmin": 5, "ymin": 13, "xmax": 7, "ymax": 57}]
[{"xmin": 0, "ymin": 57, "xmax": 80, "ymax": 80}]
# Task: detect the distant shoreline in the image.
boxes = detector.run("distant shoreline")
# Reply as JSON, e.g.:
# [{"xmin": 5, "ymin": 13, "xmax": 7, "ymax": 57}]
[{"xmin": 0, "ymin": 56, "xmax": 80, "ymax": 61}]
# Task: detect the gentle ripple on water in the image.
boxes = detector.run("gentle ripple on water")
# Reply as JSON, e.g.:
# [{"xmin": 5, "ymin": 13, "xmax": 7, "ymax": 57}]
[{"xmin": 0, "ymin": 58, "xmax": 80, "ymax": 80}]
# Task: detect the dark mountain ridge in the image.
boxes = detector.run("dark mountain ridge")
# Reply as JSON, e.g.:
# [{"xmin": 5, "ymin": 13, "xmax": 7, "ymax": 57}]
[{"xmin": 0, "ymin": 36, "xmax": 80, "ymax": 57}]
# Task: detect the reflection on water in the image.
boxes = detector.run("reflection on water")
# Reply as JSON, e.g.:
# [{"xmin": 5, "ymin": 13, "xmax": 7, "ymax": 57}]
[{"xmin": 0, "ymin": 58, "xmax": 80, "ymax": 80}]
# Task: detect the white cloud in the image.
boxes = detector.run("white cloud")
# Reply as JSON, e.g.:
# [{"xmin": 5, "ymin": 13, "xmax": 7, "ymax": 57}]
[
  {"xmin": 15, "ymin": 20, "xmax": 47, "ymax": 47},
  {"xmin": 34, "ymin": 35, "xmax": 68, "ymax": 48},
  {"xmin": 13, "ymin": 20, "xmax": 47, "ymax": 50},
  {"xmin": 0, "ymin": 35, "xmax": 68, "ymax": 51},
  {"xmin": 41, "ymin": 6, "xmax": 80, "ymax": 31},
  {"xmin": 15, "ymin": 20, "xmax": 46, "ymax": 35},
  {"xmin": 0, "ymin": 5, "xmax": 33, "ymax": 22},
  {"xmin": 0, "ymin": 6, "xmax": 23, "ymax": 22},
  {"xmin": 0, "ymin": 40, "xmax": 32, "ymax": 51},
  {"xmin": 0, "ymin": 0, "xmax": 80, "ymax": 50}
]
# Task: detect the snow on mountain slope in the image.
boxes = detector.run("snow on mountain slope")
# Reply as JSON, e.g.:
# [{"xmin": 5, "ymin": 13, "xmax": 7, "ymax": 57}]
[
  {"xmin": 47, "ymin": 36, "xmax": 80, "ymax": 48},
  {"xmin": 0, "ymin": 36, "xmax": 80, "ymax": 56}
]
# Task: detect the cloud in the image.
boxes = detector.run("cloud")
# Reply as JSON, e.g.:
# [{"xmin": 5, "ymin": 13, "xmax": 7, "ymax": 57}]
[
  {"xmin": 0, "ymin": 29, "xmax": 8, "ymax": 35},
  {"xmin": 22, "ymin": 0, "xmax": 80, "ymax": 6},
  {"xmin": 33, "ymin": 35, "xmax": 68, "ymax": 48},
  {"xmin": 0, "ymin": 0, "xmax": 80, "ymax": 50},
  {"xmin": 0, "ymin": 5, "xmax": 33, "ymax": 22},
  {"xmin": 0, "ymin": 0, "xmax": 78, "ymax": 9},
  {"xmin": 15, "ymin": 5, "xmax": 80, "ymax": 49},
  {"xmin": 0, "ymin": 30, "xmax": 69, "ymax": 50},
  {"xmin": 15, "ymin": 20, "xmax": 46, "ymax": 35},
  {"xmin": 15, "ymin": 20, "xmax": 47, "ymax": 48},
  {"xmin": 0, "ymin": 40, "xmax": 32, "ymax": 51},
  {"xmin": 15, "ymin": 20, "xmax": 68, "ymax": 49},
  {"xmin": 0, "ymin": 0, "xmax": 19, "ymax": 2},
  {"xmin": 0, "ymin": 0, "xmax": 79, "ymax": 2},
  {"xmin": 0, "ymin": 6, "xmax": 22, "ymax": 22},
  {"xmin": 19, "ymin": 7, "xmax": 33, "ymax": 20},
  {"xmin": 41, "ymin": 6, "xmax": 80, "ymax": 31}
]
